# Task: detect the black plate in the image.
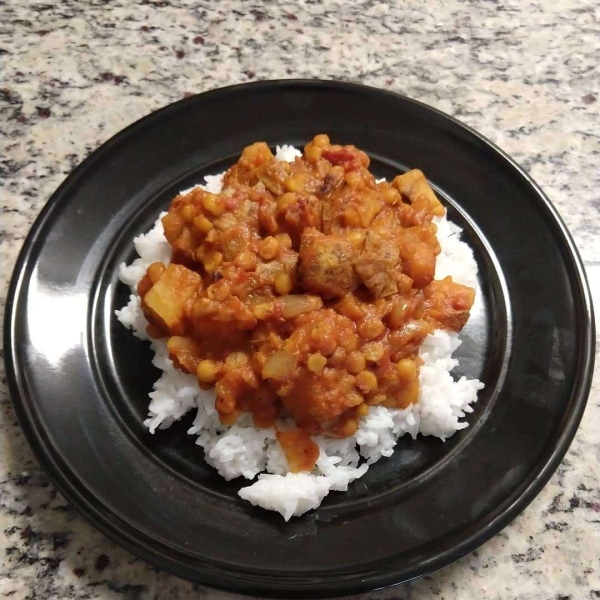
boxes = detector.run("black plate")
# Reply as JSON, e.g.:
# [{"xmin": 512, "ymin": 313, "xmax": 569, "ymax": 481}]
[{"xmin": 4, "ymin": 81, "xmax": 594, "ymax": 598}]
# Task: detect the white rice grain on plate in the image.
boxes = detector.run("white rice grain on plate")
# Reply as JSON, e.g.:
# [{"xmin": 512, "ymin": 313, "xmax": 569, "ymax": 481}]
[{"xmin": 116, "ymin": 144, "xmax": 484, "ymax": 520}]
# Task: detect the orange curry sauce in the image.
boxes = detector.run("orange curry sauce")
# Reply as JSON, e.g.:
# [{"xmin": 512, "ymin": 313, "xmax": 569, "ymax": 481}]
[{"xmin": 138, "ymin": 135, "xmax": 475, "ymax": 473}]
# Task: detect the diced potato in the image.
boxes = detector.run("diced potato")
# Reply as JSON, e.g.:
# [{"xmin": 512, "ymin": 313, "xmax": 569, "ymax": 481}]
[
  {"xmin": 143, "ymin": 264, "xmax": 201, "ymax": 335},
  {"xmin": 276, "ymin": 429, "xmax": 319, "ymax": 473},
  {"xmin": 392, "ymin": 169, "xmax": 445, "ymax": 217},
  {"xmin": 298, "ymin": 228, "xmax": 360, "ymax": 298},
  {"xmin": 353, "ymin": 230, "xmax": 400, "ymax": 298},
  {"xmin": 387, "ymin": 295, "xmax": 421, "ymax": 329},
  {"xmin": 389, "ymin": 319, "xmax": 434, "ymax": 361},
  {"xmin": 400, "ymin": 241, "xmax": 436, "ymax": 289},
  {"xmin": 422, "ymin": 277, "xmax": 475, "ymax": 331},
  {"xmin": 220, "ymin": 225, "xmax": 251, "ymax": 261},
  {"xmin": 341, "ymin": 191, "xmax": 383, "ymax": 228},
  {"xmin": 167, "ymin": 336, "xmax": 203, "ymax": 373}
]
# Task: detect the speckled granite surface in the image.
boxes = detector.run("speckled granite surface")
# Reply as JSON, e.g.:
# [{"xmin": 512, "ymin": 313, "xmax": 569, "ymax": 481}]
[{"xmin": 1, "ymin": 1, "xmax": 599, "ymax": 598}]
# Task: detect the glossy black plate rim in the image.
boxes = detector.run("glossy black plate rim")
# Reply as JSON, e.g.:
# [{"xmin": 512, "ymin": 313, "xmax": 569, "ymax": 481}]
[{"xmin": 4, "ymin": 80, "xmax": 595, "ymax": 598}]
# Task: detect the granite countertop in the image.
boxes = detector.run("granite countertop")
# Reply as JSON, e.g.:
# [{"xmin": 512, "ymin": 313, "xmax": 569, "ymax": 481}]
[{"xmin": 1, "ymin": 0, "xmax": 599, "ymax": 598}]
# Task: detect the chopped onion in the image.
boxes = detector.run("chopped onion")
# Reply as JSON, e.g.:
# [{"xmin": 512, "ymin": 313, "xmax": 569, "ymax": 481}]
[
  {"xmin": 262, "ymin": 350, "xmax": 297, "ymax": 380},
  {"xmin": 281, "ymin": 295, "xmax": 322, "ymax": 319}
]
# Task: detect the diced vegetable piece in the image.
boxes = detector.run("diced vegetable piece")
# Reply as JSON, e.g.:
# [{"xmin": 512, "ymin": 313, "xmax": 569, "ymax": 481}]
[
  {"xmin": 262, "ymin": 350, "xmax": 297, "ymax": 381},
  {"xmin": 387, "ymin": 295, "xmax": 422, "ymax": 329},
  {"xmin": 401, "ymin": 241, "xmax": 436, "ymax": 289},
  {"xmin": 143, "ymin": 264, "xmax": 201, "ymax": 335},
  {"xmin": 281, "ymin": 294, "xmax": 323, "ymax": 319},
  {"xmin": 167, "ymin": 336, "xmax": 203, "ymax": 373},
  {"xmin": 389, "ymin": 319, "xmax": 434, "ymax": 361},
  {"xmin": 341, "ymin": 192, "xmax": 383, "ymax": 228},
  {"xmin": 392, "ymin": 169, "xmax": 445, "ymax": 217},
  {"xmin": 276, "ymin": 429, "xmax": 319, "ymax": 473},
  {"xmin": 353, "ymin": 230, "xmax": 400, "ymax": 298},
  {"xmin": 422, "ymin": 277, "xmax": 475, "ymax": 331},
  {"xmin": 220, "ymin": 225, "xmax": 251, "ymax": 261},
  {"xmin": 298, "ymin": 228, "xmax": 359, "ymax": 298}
]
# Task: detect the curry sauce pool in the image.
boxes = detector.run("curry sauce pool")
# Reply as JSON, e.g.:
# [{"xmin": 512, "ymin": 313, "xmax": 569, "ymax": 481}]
[{"xmin": 116, "ymin": 139, "xmax": 484, "ymax": 520}]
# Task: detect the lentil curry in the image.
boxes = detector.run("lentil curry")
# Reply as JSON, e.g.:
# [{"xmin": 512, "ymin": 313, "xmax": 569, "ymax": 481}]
[{"xmin": 138, "ymin": 135, "xmax": 475, "ymax": 473}]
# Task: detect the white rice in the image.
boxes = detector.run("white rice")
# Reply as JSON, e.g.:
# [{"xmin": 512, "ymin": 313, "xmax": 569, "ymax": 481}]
[{"xmin": 115, "ymin": 145, "xmax": 484, "ymax": 521}]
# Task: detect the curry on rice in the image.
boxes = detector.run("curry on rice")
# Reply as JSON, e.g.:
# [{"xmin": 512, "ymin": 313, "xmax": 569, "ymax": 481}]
[{"xmin": 137, "ymin": 135, "xmax": 475, "ymax": 472}]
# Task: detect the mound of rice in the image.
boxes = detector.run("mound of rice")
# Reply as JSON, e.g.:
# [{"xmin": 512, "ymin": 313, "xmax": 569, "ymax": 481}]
[{"xmin": 116, "ymin": 146, "xmax": 484, "ymax": 521}]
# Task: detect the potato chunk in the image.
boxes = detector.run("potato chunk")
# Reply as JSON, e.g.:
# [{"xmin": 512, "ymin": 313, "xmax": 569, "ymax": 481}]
[
  {"xmin": 143, "ymin": 263, "xmax": 201, "ymax": 335},
  {"xmin": 400, "ymin": 241, "xmax": 436, "ymax": 289},
  {"xmin": 353, "ymin": 230, "xmax": 400, "ymax": 298},
  {"xmin": 298, "ymin": 228, "xmax": 360, "ymax": 298},
  {"xmin": 276, "ymin": 429, "xmax": 319, "ymax": 473},
  {"xmin": 393, "ymin": 169, "xmax": 445, "ymax": 218},
  {"xmin": 167, "ymin": 335, "xmax": 203, "ymax": 373},
  {"xmin": 422, "ymin": 277, "xmax": 475, "ymax": 331}
]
